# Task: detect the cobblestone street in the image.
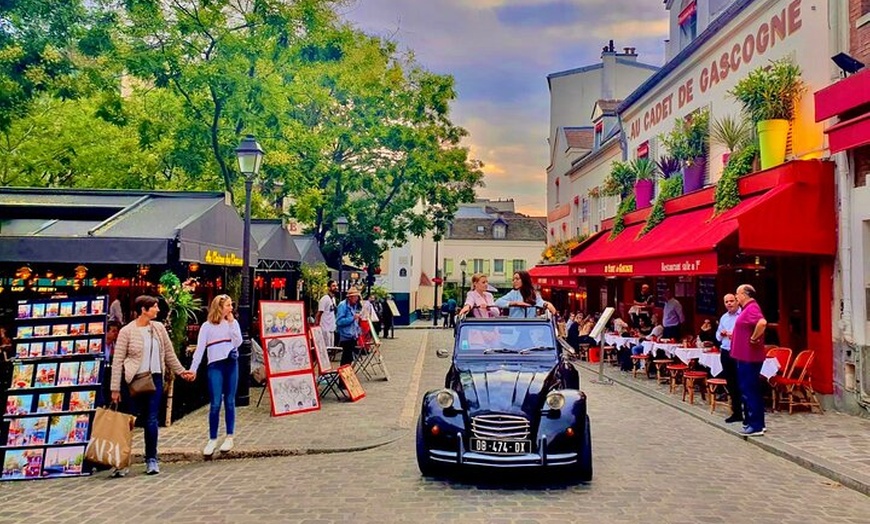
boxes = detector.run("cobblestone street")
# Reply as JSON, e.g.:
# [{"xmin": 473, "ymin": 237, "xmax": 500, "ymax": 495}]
[{"xmin": 1, "ymin": 329, "xmax": 868, "ymax": 524}]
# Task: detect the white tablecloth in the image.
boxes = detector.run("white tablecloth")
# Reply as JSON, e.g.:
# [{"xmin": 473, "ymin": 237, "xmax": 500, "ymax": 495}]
[
  {"xmin": 603, "ymin": 334, "xmax": 639, "ymax": 347},
  {"xmin": 664, "ymin": 352, "xmax": 778, "ymax": 379},
  {"xmin": 642, "ymin": 341, "xmax": 681, "ymax": 357}
]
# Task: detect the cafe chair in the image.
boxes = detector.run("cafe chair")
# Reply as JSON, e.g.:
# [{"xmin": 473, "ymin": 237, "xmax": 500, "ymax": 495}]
[
  {"xmin": 630, "ymin": 353, "xmax": 651, "ymax": 379},
  {"xmin": 682, "ymin": 370, "xmax": 708, "ymax": 404},
  {"xmin": 602, "ymin": 345, "xmax": 618, "ymax": 365},
  {"xmin": 772, "ymin": 349, "xmax": 822, "ymax": 414},
  {"xmin": 766, "ymin": 347, "xmax": 793, "ymax": 380},
  {"xmin": 706, "ymin": 378, "xmax": 729, "ymax": 414},
  {"xmin": 652, "ymin": 358, "xmax": 673, "ymax": 385},
  {"xmin": 666, "ymin": 363, "xmax": 689, "ymax": 394}
]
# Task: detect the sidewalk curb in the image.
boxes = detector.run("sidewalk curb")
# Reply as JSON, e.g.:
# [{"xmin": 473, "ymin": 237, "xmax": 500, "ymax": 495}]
[
  {"xmin": 134, "ymin": 430, "xmax": 408, "ymax": 464},
  {"xmin": 579, "ymin": 362, "xmax": 870, "ymax": 497}
]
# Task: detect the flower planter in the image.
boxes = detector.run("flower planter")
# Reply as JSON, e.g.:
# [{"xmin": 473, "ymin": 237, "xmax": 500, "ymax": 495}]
[
  {"xmin": 682, "ymin": 156, "xmax": 706, "ymax": 194},
  {"xmin": 757, "ymin": 119, "xmax": 789, "ymax": 169},
  {"xmin": 634, "ymin": 179, "xmax": 655, "ymax": 209}
]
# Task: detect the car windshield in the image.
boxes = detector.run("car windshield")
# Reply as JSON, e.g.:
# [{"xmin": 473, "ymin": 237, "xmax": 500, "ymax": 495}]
[{"xmin": 457, "ymin": 324, "xmax": 556, "ymax": 358}]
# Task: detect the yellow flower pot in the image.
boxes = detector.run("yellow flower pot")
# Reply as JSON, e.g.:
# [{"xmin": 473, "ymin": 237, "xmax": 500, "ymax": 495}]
[{"xmin": 757, "ymin": 119, "xmax": 789, "ymax": 170}]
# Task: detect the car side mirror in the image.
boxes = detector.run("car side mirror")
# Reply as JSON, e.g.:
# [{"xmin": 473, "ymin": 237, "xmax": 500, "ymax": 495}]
[{"xmin": 436, "ymin": 349, "xmax": 451, "ymax": 358}]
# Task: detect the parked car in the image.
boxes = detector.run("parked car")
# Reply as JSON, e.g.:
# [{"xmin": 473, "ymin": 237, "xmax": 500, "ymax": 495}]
[{"xmin": 416, "ymin": 316, "xmax": 592, "ymax": 481}]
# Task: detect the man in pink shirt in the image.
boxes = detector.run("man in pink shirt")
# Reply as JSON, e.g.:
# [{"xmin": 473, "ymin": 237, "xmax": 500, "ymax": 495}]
[{"xmin": 732, "ymin": 284, "xmax": 768, "ymax": 436}]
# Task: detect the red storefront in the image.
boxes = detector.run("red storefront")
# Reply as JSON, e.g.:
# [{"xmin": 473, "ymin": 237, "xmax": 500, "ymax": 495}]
[
  {"xmin": 528, "ymin": 264, "xmax": 583, "ymax": 315},
  {"xmin": 568, "ymin": 160, "xmax": 836, "ymax": 394}
]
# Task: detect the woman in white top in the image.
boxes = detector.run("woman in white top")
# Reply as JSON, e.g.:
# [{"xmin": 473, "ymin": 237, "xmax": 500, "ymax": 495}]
[
  {"xmin": 190, "ymin": 294, "xmax": 243, "ymax": 457},
  {"xmin": 458, "ymin": 273, "xmax": 500, "ymax": 318}
]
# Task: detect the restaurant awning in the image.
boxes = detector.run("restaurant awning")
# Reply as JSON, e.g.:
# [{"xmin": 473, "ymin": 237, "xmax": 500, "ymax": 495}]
[
  {"xmin": 252, "ymin": 220, "xmax": 302, "ymax": 271},
  {"xmin": 528, "ymin": 263, "xmax": 576, "ymax": 289},
  {"xmin": 289, "ymin": 235, "xmax": 328, "ymax": 267},
  {"xmin": 568, "ymin": 160, "xmax": 836, "ymax": 277},
  {"xmin": 814, "ymin": 68, "xmax": 870, "ymax": 153},
  {"xmin": 0, "ymin": 188, "xmax": 258, "ymax": 266}
]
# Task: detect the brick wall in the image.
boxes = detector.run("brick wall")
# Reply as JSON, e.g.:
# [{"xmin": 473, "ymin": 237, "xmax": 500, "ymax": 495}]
[{"xmin": 849, "ymin": 0, "xmax": 870, "ymax": 64}]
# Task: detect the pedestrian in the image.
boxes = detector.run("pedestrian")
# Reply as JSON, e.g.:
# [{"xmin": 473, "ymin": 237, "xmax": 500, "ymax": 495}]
[
  {"xmin": 716, "ymin": 293, "xmax": 743, "ymax": 424},
  {"xmin": 108, "ymin": 293, "xmax": 125, "ymax": 323},
  {"xmin": 110, "ymin": 295, "xmax": 194, "ymax": 476},
  {"xmin": 336, "ymin": 286, "xmax": 363, "ymax": 365},
  {"xmin": 732, "ymin": 284, "xmax": 768, "ymax": 436},
  {"xmin": 380, "ymin": 295, "xmax": 395, "ymax": 339},
  {"xmin": 370, "ymin": 295, "xmax": 383, "ymax": 336},
  {"xmin": 458, "ymin": 273, "xmax": 499, "ymax": 318},
  {"xmin": 494, "ymin": 270, "xmax": 557, "ymax": 318},
  {"xmin": 661, "ymin": 289, "xmax": 685, "ymax": 340},
  {"xmin": 189, "ymin": 294, "xmax": 243, "ymax": 457},
  {"xmin": 315, "ymin": 280, "xmax": 339, "ymax": 347},
  {"xmin": 447, "ymin": 296, "xmax": 457, "ymax": 328},
  {"xmin": 100, "ymin": 321, "xmax": 121, "ymax": 407}
]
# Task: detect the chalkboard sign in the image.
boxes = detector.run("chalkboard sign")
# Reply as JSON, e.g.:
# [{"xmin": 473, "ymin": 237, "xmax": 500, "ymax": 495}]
[
  {"xmin": 696, "ymin": 277, "xmax": 718, "ymax": 316},
  {"xmin": 656, "ymin": 279, "xmax": 669, "ymax": 308}
]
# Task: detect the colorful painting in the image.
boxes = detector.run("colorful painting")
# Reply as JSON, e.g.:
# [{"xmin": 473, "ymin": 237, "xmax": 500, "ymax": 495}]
[
  {"xmin": 52, "ymin": 324, "xmax": 69, "ymax": 336},
  {"xmin": 43, "ymin": 341, "xmax": 58, "ymax": 357},
  {"xmin": 263, "ymin": 335, "xmax": 311, "ymax": 375},
  {"xmin": 48, "ymin": 414, "xmax": 89, "ymax": 444},
  {"xmin": 87, "ymin": 322, "xmax": 104, "ymax": 335},
  {"xmin": 337, "ymin": 365, "xmax": 366, "ymax": 402},
  {"xmin": 27, "ymin": 342, "xmax": 43, "ymax": 358},
  {"xmin": 31, "ymin": 303, "xmax": 46, "ymax": 319},
  {"xmin": 78, "ymin": 361, "xmax": 99, "ymax": 385},
  {"xmin": 309, "ymin": 326, "xmax": 333, "ymax": 372},
  {"xmin": 34, "ymin": 363, "xmax": 57, "ymax": 387},
  {"xmin": 58, "ymin": 340, "xmax": 74, "ymax": 355},
  {"xmin": 17, "ymin": 304, "xmax": 31, "ymax": 319},
  {"xmin": 5, "ymin": 394, "xmax": 33, "ymax": 416},
  {"xmin": 32, "ymin": 325, "xmax": 50, "ymax": 337},
  {"xmin": 267, "ymin": 372, "xmax": 320, "ymax": 416},
  {"xmin": 69, "ymin": 323, "xmax": 86, "ymax": 335},
  {"xmin": 42, "ymin": 446, "xmax": 85, "ymax": 477},
  {"xmin": 7, "ymin": 417, "xmax": 48, "ymax": 446},
  {"xmin": 1, "ymin": 449, "xmax": 44, "ymax": 480},
  {"xmin": 15, "ymin": 343, "xmax": 28, "ymax": 359},
  {"xmin": 259, "ymin": 301, "xmax": 306, "ymax": 337},
  {"xmin": 69, "ymin": 391, "xmax": 95, "ymax": 411},
  {"xmin": 74, "ymin": 301, "xmax": 89, "ymax": 316},
  {"xmin": 74, "ymin": 339, "xmax": 88, "ymax": 354},
  {"xmin": 57, "ymin": 362, "xmax": 80, "ymax": 386},
  {"xmin": 90, "ymin": 299, "xmax": 105, "ymax": 316},
  {"xmin": 59, "ymin": 302, "xmax": 73, "ymax": 317},
  {"xmin": 16, "ymin": 326, "xmax": 33, "ymax": 339},
  {"xmin": 10, "ymin": 363, "xmax": 34, "ymax": 389},
  {"xmin": 36, "ymin": 392, "xmax": 64, "ymax": 413},
  {"xmin": 45, "ymin": 303, "xmax": 60, "ymax": 317}
]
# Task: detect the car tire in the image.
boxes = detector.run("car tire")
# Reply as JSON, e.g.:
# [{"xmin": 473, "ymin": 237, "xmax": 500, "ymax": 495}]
[
  {"xmin": 577, "ymin": 414, "xmax": 593, "ymax": 482},
  {"xmin": 416, "ymin": 415, "xmax": 443, "ymax": 477}
]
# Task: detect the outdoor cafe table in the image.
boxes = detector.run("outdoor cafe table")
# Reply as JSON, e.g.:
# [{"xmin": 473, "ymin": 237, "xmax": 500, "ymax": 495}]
[
  {"xmin": 602, "ymin": 334, "xmax": 639, "ymax": 347},
  {"xmin": 671, "ymin": 347, "xmax": 780, "ymax": 380},
  {"xmin": 641, "ymin": 341, "xmax": 681, "ymax": 358}
]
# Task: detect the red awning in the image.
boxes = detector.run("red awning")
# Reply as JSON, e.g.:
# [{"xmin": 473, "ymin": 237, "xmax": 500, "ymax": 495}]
[
  {"xmin": 529, "ymin": 264, "xmax": 575, "ymax": 289},
  {"xmin": 569, "ymin": 180, "xmax": 834, "ymax": 277},
  {"xmin": 824, "ymin": 112, "xmax": 870, "ymax": 153}
]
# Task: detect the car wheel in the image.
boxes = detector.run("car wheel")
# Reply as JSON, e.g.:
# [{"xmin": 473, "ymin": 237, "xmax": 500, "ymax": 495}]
[
  {"xmin": 577, "ymin": 414, "xmax": 593, "ymax": 482},
  {"xmin": 416, "ymin": 415, "xmax": 442, "ymax": 477}
]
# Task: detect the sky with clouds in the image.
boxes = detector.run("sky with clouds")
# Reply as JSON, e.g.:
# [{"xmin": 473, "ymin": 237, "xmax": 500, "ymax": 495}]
[{"xmin": 338, "ymin": 0, "xmax": 670, "ymax": 216}]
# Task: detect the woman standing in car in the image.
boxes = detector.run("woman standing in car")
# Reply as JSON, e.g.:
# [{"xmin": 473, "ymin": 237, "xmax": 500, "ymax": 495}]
[{"xmin": 495, "ymin": 271, "xmax": 557, "ymax": 318}]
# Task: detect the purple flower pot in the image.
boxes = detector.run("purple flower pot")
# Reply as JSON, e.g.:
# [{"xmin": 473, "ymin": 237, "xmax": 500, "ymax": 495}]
[
  {"xmin": 634, "ymin": 179, "xmax": 654, "ymax": 209},
  {"xmin": 682, "ymin": 156, "xmax": 707, "ymax": 194}
]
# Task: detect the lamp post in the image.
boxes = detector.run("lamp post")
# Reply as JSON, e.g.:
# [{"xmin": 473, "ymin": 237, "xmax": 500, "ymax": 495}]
[
  {"xmin": 459, "ymin": 259, "xmax": 467, "ymax": 304},
  {"xmin": 335, "ymin": 216, "xmax": 348, "ymax": 297},
  {"xmin": 235, "ymin": 135, "xmax": 265, "ymax": 407}
]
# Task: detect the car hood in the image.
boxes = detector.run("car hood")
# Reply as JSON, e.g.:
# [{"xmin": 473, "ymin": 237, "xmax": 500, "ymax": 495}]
[{"xmin": 454, "ymin": 362, "xmax": 552, "ymax": 416}]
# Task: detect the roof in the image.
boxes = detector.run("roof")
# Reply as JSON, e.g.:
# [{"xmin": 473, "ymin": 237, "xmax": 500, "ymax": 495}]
[
  {"xmin": 290, "ymin": 235, "xmax": 327, "ymax": 267},
  {"xmin": 594, "ymin": 99, "xmax": 622, "ymax": 116},
  {"xmin": 564, "ymin": 127, "xmax": 595, "ymax": 150},
  {"xmin": 251, "ymin": 219, "xmax": 302, "ymax": 266},
  {"xmin": 448, "ymin": 217, "xmax": 546, "ymax": 242}
]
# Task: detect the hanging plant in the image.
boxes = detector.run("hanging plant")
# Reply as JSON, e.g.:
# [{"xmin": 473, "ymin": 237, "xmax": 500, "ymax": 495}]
[
  {"xmin": 601, "ymin": 160, "xmax": 635, "ymax": 198},
  {"xmin": 609, "ymin": 194, "xmax": 635, "ymax": 239},
  {"xmin": 640, "ymin": 176, "xmax": 683, "ymax": 236},
  {"xmin": 714, "ymin": 143, "xmax": 759, "ymax": 213}
]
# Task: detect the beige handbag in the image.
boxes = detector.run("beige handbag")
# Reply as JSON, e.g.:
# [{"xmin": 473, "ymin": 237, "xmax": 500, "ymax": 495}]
[{"xmin": 127, "ymin": 325, "xmax": 156, "ymax": 397}]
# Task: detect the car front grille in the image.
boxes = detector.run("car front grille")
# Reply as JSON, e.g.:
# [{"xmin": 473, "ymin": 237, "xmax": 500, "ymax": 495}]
[{"xmin": 471, "ymin": 414, "xmax": 531, "ymax": 440}]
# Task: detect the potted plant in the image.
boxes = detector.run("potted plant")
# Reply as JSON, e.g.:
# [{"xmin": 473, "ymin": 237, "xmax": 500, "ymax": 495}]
[
  {"xmin": 729, "ymin": 57, "xmax": 805, "ymax": 169},
  {"xmin": 630, "ymin": 158, "xmax": 657, "ymax": 209},
  {"xmin": 660, "ymin": 108, "xmax": 709, "ymax": 194},
  {"xmin": 601, "ymin": 160, "xmax": 635, "ymax": 199},
  {"xmin": 710, "ymin": 113, "xmax": 753, "ymax": 166}
]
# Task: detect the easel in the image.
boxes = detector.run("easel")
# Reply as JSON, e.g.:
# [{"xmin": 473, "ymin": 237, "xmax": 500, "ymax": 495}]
[{"xmin": 590, "ymin": 307, "xmax": 615, "ymax": 385}]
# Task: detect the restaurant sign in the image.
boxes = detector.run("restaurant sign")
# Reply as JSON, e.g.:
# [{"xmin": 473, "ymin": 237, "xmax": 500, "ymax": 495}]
[
  {"xmin": 573, "ymin": 252, "xmax": 718, "ymax": 277},
  {"xmin": 204, "ymin": 249, "xmax": 244, "ymax": 267}
]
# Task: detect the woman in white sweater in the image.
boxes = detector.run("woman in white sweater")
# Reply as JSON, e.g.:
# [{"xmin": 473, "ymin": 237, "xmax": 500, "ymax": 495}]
[{"xmin": 190, "ymin": 294, "xmax": 243, "ymax": 456}]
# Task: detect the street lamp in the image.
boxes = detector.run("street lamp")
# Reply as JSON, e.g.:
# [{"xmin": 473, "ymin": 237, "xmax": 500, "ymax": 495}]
[
  {"xmin": 235, "ymin": 134, "xmax": 264, "ymax": 408},
  {"xmin": 459, "ymin": 259, "xmax": 467, "ymax": 304},
  {"xmin": 335, "ymin": 216, "xmax": 348, "ymax": 296}
]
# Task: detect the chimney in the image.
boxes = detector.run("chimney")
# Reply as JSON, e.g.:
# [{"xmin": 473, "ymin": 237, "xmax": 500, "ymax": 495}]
[
  {"xmin": 601, "ymin": 40, "xmax": 617, "ymax": 100},
  {"xmin": 619, "ymin": 46, "xmax": 638, "ymax": 63}
]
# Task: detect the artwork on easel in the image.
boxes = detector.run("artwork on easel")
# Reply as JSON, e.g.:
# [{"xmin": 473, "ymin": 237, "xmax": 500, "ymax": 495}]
[
  {"xmin": 309, "ymin": 326, "xmax": 332, "ymax": 372},
  {"xmin": 267, "ymin": 372, "xmax": 321, "ymax": 416},
  {"xmin": 337, "ymin": 365, "xmax": 366, "ymax": 402},
  {"xmin": 365, "ymin": 318, "xmax": 380, "ymax": 347},
  {"xmin": 259, "ymin": 301, "xmax": 306, "ymax": 336},
  {"xmin": 263, "ymin": 335, "xmax": 311, "ymax": 375}
]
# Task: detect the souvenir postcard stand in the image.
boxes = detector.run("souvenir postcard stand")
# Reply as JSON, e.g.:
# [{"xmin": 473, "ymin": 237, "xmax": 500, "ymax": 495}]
[
  {"xmin": 2, "ymin": 297, "xmax": 107, "ymax": 480},
  {"xmin": 258, "ymin": 301, "xmax": 320, "ymax": 417}
]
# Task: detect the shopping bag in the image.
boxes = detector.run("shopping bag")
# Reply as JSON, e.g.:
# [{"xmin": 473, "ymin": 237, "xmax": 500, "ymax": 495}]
[{"xmin": 85, "ymin": 406, "xmax": 136, "ymax": 469}]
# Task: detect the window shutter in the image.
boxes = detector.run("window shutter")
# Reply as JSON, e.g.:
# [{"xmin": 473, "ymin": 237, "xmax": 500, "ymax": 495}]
[
  {"xmin": 505, "ymin": 259, "xmax": 513, "ymax": 276},
  {"xmin": 483, "ymin": 259, "xmax": 491, "ymax": 275},
  {"xmin": 444, "ymin": 258, "xmax": 453, "ymax": 277}
]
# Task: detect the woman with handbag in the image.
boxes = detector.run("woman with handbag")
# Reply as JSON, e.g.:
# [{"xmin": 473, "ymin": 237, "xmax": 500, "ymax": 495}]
[
  {"xmin": 189, "ymin": 294, "xmax": 243, "ymax": 457},
  {"xmin": 111, "ymin": 295, "xmax": 193, "ymax": 476}
]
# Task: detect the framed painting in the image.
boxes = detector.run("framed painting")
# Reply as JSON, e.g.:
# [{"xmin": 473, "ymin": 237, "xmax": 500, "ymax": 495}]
[
  {"xmin": 267, "ymin": 372, "xmax": 320, "ymax": 416},
  {"xmin": 259, "ymin": 301, "xmax": 306, "ymax": 338},
  {"xmin": 309, "ymin": 326, "xmax": 333, "ymax": 372},
  {"xmin": 337, "ymin": 365, "xmax": 366, "ymax": 402},
  {"xmin": 263, "ymin": 334, "xmax": 311, "ymax": 375}
]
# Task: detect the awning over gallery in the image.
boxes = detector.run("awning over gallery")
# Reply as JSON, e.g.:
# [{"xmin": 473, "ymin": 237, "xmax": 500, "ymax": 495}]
[
  {"xmin": 568, "ymin": 160, "xmax": 836, "ymax": 277},
  {"xmin": 252, "ymin": 219, "xmax": 302, "ymax": 271},
  {"xmin": 289, "ymin": 235, "xmax": 327, "ymax": 267},
  {"xmin": 528, "ymin": 263, "xmax": 575, "ymax": 289},
  {"xmin": 0, "ymin": 188, "xmax": 258, "ymax": 266}
]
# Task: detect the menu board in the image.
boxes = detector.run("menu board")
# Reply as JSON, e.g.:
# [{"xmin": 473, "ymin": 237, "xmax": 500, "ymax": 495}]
[
  {"xmin": 2, "ymin": 297, "xmax": 106, "ymax": 480},
  {"xmin": 696, "ymin": 277, "xmax": 719, "ymax": 316},
  {"xmin": 655, "ymin": 279, "xmax": 670, "ymax": 308}
]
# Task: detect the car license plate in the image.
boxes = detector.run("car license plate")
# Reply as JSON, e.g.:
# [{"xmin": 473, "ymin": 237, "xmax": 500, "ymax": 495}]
[{"xmin": 469, "ymin": 438, "xmax": 530, "ymax": 455}]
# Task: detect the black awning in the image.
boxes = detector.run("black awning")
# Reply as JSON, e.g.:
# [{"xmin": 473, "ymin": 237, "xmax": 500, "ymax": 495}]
[
  {"xmin": 252, "ymin": 220, "xmax": 302, "ymax": 269},
  {"xmin": 0, "ymin": 236, "xmax": 170, "ymax": 264}
]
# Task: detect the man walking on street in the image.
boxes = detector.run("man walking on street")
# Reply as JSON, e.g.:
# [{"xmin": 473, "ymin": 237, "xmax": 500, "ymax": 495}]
[
  {"xmin": 662, "ymin": 289, "xmax": 685, "ymax": 340},
  {"xmin": 315, "ymin": 280, "xmax": 339, "ymax": 347},
  {"xmin": 732, "ymin": 284, "xmax": 768, "ymax": 436},
  {"xmin": 716, "ymin": 293, "xmax": 743, "ymax": 424}
]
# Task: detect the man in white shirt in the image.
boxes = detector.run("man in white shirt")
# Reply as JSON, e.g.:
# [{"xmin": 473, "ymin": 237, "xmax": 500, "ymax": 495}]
[
  {"xmin": 662, "ymin": 289, "xmax": 685, "ymax": 340},
  {"xmin": 315, "ymin": 280, "xmax": 339, "ymax": 348},
  {"xmin": 716, "ymin": 293, "xmax": 743, "ymax": 424}
]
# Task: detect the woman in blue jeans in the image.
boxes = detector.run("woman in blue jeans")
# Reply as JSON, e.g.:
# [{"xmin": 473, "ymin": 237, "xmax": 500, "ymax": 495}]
[{"xmin": 191, "ymin": 294, "xmax": 243, "ymax": 456}]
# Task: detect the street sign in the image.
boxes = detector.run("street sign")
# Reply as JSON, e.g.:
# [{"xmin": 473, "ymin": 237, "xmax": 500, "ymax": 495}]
[{"xmin": 432, "ymin": 277, "xmax": 443, "ymax": 285}]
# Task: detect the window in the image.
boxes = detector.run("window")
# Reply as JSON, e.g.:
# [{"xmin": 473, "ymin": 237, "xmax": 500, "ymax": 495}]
[
  {"xmin": 581, "ymin": 197, "xmax": 589, "ymax": 222},
  {"xmin": 598, "ymin": 199, "xmax": 607, "ymax": 221},
  {"xmin": 493, "ymin": 223, "xmax": 506, "ymax": 239},
  {"xmin": 512, "ymin": 259, "xmax": 526, "ymax": 272},
  {"xmin": 476, "ymin": 225, "xmax": 486, "ymax": 234},
  {"xmin": 594, "ymin": 121, "xmax": 604, "ymax": 148},
  {"xmin": 473, "ymin": 258, "xmax": 484, "ymax": 273},
  {"xmin": 399, "ymin": 268, "xmax": 407, "ymax": 277},
  {"xmin": 493, "ymin": 259, "xmax": 504, "ymax": 274},
  {"xmin": 679, "ymin": 0, "xmax": 697, "ymax": 50},
  {"xmin": 444, "ymin": 258, "xmax": 453, "ymax": 277}
]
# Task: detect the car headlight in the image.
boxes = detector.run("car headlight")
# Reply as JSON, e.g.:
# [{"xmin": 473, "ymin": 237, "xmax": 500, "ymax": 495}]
[
  {"xmin": 436, "ymin": 390, "xmax": 454, "ymax": 408},
  {"xmin": 546, "ymin": 392, "xmax": 565, "ymax": 410}
]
